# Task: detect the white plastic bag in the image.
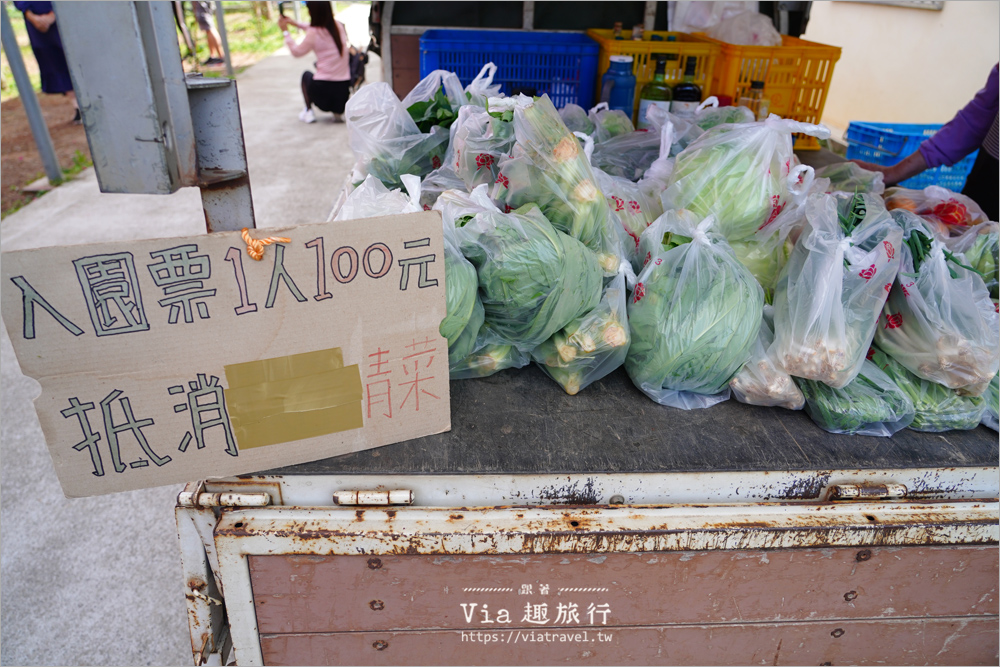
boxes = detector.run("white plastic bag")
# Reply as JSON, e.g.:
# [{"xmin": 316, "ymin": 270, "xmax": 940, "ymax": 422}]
[
  {"xmin": 532, "ymin": 269, "xmax": 631, "ymax": 395},
  {"xmin": 816, "ymin": 161, "xmax": 885, "ymax": 196},
  {"xmin": 982, "ymin": 375, "xmax": 999, "ymax": 431},
  {"xmin": 463, "ymin": 62, "xmax": 502, "ymax": 107},
  {"xmin": 345, "ymin": 82, "xmax": 450, "ymax": 188},
  {"xmin": 796, "ymin": 360, "xmax": 915, "ymax": 437},
  {"xmin": 661, "ymin": 115, "xmax": 830, "ymax": 243},
  {"xmin": 432, "ymin": 183, "xmax": 500, "ymax": 229},
  {"xmin": 419, "ymin": 167, "xmax": 466, "ymax": 210},
  {"xmin": 671, "ymin": 1, "xmax": 758, "ymax": 34},
  {"xmin": 884, "ymin": 185, "xmax": 990, "ymax": 247},
  {"xmin": 446, "ymin": 101, "xmax": 516, "ymax": 191},
  {"xmin": 595, "ymin": 167, "xmax": 664, "ymax": 269},
  {"xmin": 558, "ymin": 103, "xmax": 595, "ymax": 135},
  {"xmin": 771, "ymin": 192, "xmax": 903, "ymax": 388},
  {"xmin": 626, "ymin": 214, "xmax": 764, "ymax": 409},
  {"xmin": 707, "ymin": 11, "xmax": 782, "ymax": 46},
  {"xmin": 334, "ymin": 174, "xmax": 422, "ymax": 221},
  {"xmin": 730, "ymin": 305, "xmax": 805, "ymax": 410},
  {"xmin": 400, "ymin": 69, "xmax": 466, "ymax": 114},
  {"xmin": 492, "ymin": 95, "xmax": 623, "ymax": 275},
  {"xmin": 456, "ymin": 203, "xmax": 604, "ymax": 353},
  {"xmin": 588, "ymin": 102, "xmax": 635, "ymax": 143},
  {"xmin": 873, "ymin": 209, "xmax": 999, "ymax": 395}
]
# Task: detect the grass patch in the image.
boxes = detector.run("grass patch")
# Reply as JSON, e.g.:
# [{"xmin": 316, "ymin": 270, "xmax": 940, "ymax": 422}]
[{"xmin": 0, "ymin": 9, "xmax": 43, "ymax": 102}]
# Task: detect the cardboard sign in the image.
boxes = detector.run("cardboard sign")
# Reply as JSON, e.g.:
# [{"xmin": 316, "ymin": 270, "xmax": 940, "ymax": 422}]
[{"xmin": 1, "ymin": 212, "xmax": 450, "ymax": 497}]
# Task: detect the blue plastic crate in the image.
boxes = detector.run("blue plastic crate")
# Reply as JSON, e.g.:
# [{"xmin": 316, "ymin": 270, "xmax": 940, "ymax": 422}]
[
  {"xmin": 419, "ymin": 29, "xmax": 599, "ymax": 109},
  {"xmin": 845, "ymin": 121, "xmax": 978, "ymax": 191}
]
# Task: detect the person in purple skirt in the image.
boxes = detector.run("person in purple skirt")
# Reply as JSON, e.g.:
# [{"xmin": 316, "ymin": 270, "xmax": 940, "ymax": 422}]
[
  {"xmin": 13, "ymin": 1, "xmax": 79, "ymax": 123},
  {"xmin": 853, "ymin": 64, "xmax": 998, "ymax": 221}
]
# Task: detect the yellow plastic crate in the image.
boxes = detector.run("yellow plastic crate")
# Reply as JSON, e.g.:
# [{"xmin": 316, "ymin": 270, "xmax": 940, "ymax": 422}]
[
  {"xmin": 695, "ymin": 34, "xmax": 841, "ymax": 150},
  {"xmin": 586, "ymin": 30, "xmax": 720, "ymax": 125}
]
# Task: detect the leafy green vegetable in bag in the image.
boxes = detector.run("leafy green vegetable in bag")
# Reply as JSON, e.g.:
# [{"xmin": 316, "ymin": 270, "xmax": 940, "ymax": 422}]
[
  {"xmin": 962, "ymin": 229, "xmax": 999, "ymax": 299},
  {"xmin": 626, "ymin": 215, "xmax": 763, "ymax": 407},
  {"xmin": 406, "ymin": 86, "xmax": 458, "ymax": 133},
  {"xmin": 440, "ymin": 241, "xmax": 483, "ymax": 362},
  {"xmin": 868, "ymin": 346, "xmax": 985, "ymax": 432},
  {"xmin": 449, "ymin": 342, "xmax": 529, "ymax": 379},
  {"xmin": 494, "ymin": 95, "xmax": 622, "ymax": 274},
  {"xmin": 458, "ymin": 204, "xmax": 603, "ymax": 352},
  {"xmin": 795, "ymin": 359, "xmax": 914, "ymax": 436},
  {"xmin": 982, "ymin": 374, "xmax": 999, "ymax": 431}
]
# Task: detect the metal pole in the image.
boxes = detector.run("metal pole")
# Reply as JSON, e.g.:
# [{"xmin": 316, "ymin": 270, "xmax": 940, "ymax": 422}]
[
  {"xmin": 1, "ymin": 3, "xmax": 62, "ymax": 184},
  {"xmin": 213, "ymin": 1, "xmax": 234, "ymax": 78},
  {"xmin": 292, "ymin": 0, "xmax": 300, "ymax": 23}
]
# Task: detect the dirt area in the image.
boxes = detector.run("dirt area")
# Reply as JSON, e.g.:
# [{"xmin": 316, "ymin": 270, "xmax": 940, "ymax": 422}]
[{"xmin": 1, "ymin": 92, "xmax": 90, "ymax": 217}]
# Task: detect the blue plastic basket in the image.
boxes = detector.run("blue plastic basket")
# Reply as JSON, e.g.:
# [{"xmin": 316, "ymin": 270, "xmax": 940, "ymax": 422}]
[
  {"xmin": 845, "ymin": 121, "xmax": 978, "ymax": 191},
  {"xmin": 419, "ymin": 29, "xmax": 599, "ymax": 109}
]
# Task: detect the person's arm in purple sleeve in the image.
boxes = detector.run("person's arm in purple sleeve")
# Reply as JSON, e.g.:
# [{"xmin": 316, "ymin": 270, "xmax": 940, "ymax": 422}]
[
  {"xmin": 852, "ymin": 64, "xmax": 999, "ymax": 186},
  {"xmin": 919, "ymin": 64, "xmax": 998, "ymax": 168}
]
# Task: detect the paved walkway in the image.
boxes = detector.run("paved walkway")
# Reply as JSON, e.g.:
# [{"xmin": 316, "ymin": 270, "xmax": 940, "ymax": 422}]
[{"xmin": 1, "ymin": 37, "xmax": 380, "ymax": 664}]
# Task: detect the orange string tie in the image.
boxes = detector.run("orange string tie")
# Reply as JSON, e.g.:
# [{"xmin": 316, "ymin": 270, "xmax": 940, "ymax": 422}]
[{"xmin": 242, "ymin": 228, "xmax": 291, "ymax": 261}]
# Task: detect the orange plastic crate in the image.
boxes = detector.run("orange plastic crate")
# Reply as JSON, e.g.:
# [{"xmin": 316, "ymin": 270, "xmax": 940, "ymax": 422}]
[
  {"xmin": 696, "ymin": 34, "xmax": 841, "ymax": 150},
  {"xmin": 586, "ymin": 30, "xmax": 720, "ymax": 125}
]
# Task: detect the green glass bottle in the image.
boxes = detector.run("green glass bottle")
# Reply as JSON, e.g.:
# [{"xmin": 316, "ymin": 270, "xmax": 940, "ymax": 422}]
[{"xmin": 637, "ymin": 56, "xmax": 671, "ymax": 129}]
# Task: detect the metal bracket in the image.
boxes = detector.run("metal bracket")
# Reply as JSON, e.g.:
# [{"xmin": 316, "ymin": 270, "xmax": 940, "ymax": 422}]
[
  {"xmin": 830, "ymin": 483, "xmax": 908, "ymax": 501},
  {"xmin": 178, "ymin": 482, "xmax": 271, "ymax": 508},
  {"xmin": 333, "ymin": 489, "xmax": 415, "ymax": 506}
]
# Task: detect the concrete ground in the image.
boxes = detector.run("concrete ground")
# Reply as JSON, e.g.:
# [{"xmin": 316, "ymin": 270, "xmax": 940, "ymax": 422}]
[{"xmin": 1, "ymin": 24, "xmax": 380, "ymax": 665}]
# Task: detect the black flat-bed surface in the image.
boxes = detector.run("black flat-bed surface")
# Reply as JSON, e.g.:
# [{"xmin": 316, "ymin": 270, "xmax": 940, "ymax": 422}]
[{"xmin": 259, "ymin": 366, "xmax": 998, "ymax": 476}]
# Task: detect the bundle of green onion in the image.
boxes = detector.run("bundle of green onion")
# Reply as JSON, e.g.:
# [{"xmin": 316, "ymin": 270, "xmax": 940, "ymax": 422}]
[
  {"xmin": 796, "ymin": 359, "xmax": 915, "ymax": 436},
  {"xmin": 961, "ymin": 228, "xmax": 999, "ymax": 299},
  {"xmin": 869, "ymin": 347, "xmax": 985, "ymax": 432}
]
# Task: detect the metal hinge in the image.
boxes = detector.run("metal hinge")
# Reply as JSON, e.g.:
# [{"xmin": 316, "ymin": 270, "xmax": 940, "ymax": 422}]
[
  {"xmin": 829, "ymin": 483, "xmax": 908, "ymax": 501},
  {"xmin": 178, "ymin": 482, "xmax": 271, "ymax": 508},
  {"xmin": 333, "ymin": 489, "xmax": 414, "ymax": 506}
]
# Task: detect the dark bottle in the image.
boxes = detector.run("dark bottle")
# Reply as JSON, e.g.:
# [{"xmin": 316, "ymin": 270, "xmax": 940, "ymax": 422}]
[
  {"xmin": 637, "ymin": 56, "xmax": 671, "ymax": 129},
  {"xmin": 670, "ymin": 56, "xmax": 703, "ymax": 120}
]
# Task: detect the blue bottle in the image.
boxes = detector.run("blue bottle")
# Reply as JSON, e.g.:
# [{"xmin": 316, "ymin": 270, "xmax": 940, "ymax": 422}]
[{"xmin": 600, "ymin": 55, "xmax": 636, "ymax": 116}]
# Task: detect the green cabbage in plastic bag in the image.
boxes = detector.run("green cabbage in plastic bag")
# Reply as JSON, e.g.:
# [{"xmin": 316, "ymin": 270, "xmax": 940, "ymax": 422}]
[
  {"xmin": 457, "ymin": 203, "xmax": 603, "ymax": 352},
  {"xmin": 626, "ymin": 213, "xmax": 763, "ymax": 409}
]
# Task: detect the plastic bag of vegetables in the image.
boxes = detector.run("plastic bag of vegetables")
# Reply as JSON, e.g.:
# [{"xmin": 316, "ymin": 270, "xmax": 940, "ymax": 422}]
[
  {"xmin": 660, "ymin": 115, "xmax": 830, "ymax": 243},
  {"xmin": 867, "ymin": 346, "xmax": 986, "ymax": 432},
  {"xmin": 588, "ymin": 102, "xmax": 635, "ymax": 143},
  {"xmin": 419, "ymin": 167, "xmax": 466, "ymax": 210},
  {"xmin": 690, "ymin": 97, "xmax": 755, "ymax": 131},
  {"xmin": 730, "ymin": 305, "xmax": 804, "ymax": 410},
  {"xmin": 456, "ymin": 203, "xmax": 603, "ymax": 352},
  {"xmin": 446, "ymin": 99, "xmax": 516, "ymax": 191},
  {"xmin": 345, "ymin": 82, "xmax": 451, "ymax": 189},
  {"xmin": 492, "ymin": 95, "xmax": 623, "ymax": 274},
  {"xmin": 558, "ymin": 103, "xmax": 595, "ymax": 136},
  {"xmin": 982, "ymin": 375, "xmax": 999, "ymax": 432},
  {"xmin": 463, "ymin": 63, "xmax": 502, "ymax": 108},
  {"xmin": 594, "ymin": 167, "xmax": 663, "ymax": 268},
  {"xmin": 532, "ymin": 269, "xmax": 631, "ymax": 395},
  {"xmin": 795, "ymin": 359, "xmax": 915, "ymax": 437},
  {"xmin": 815, "ymin": 161, "xmax": 885, "ymax": 196},
  {"xmin": 948, "ymin": 222, "xmax": 998, "ymax": 297},
  {"xmin": 873, "ymin": 209, "xmax": 999, "ymax": 395},
  {"xmin": 433, "ymin": 183, "xmax": 496, "ymax": 226},
  {"xmin": 449, "ymin": 341, "xmax": 530, "ymax": 379},
  {"xmin": 883, "ymin": 185, "xmax": 989, "ymax": 245},
  {"xmin": 591, "ymin": 128, "xmax": 663, "ymax": 181},
  {"xmin": 626, "ymin": 213, "xmax": 764, "ymax": 409},
  {"xmin": 771, "ymin": 192, "xmax": 902, "ymax": 388},
  {"xmin": 400, "ymin": 69, "xmax": 466, "ymax": 133},
  {"xmin": 441, "ymin": 229, "xmax": 486, "ymax": 368},
  {"xmin": 334, "ymin": 174, "xmax": 422, "ymax": 221}
]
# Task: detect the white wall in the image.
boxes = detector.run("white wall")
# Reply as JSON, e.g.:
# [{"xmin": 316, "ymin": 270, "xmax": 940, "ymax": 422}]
[{"xmin": 802, "ymin": 0, "xmax": 1000, "ymax": 141}]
